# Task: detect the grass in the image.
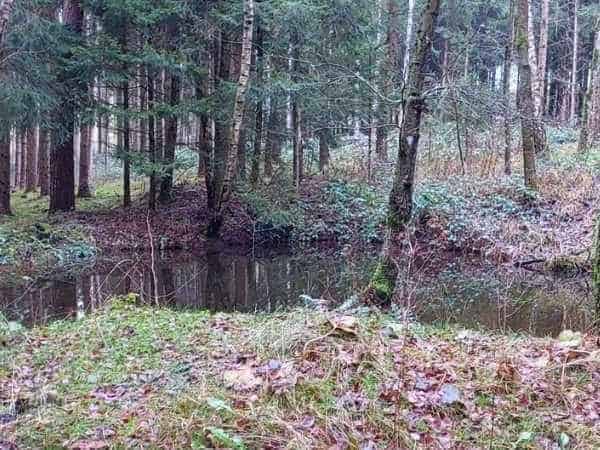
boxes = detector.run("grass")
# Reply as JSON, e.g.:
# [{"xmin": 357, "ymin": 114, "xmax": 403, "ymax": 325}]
[{"xmin": 1, "ymin": 298, "xmax": 599, "ymax": 449}]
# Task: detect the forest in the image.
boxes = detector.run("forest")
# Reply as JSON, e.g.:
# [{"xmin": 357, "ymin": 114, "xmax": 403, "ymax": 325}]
[{"xmin": 0, "ymin": 0, "xmax": 599, "ymax": 448}]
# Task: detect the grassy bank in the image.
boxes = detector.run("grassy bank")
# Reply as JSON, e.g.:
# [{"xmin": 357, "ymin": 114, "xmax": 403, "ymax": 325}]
[{"xmin": 2, "ymin": 298, "xmax": 599, "ymax": 449}]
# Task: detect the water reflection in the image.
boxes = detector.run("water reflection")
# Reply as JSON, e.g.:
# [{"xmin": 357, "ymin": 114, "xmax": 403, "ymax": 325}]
[
  {"xmin": 0, "ymin": 251, "xmax": 373, "ymax": 325},
  {"xmin": 0, "ymin": 251, "xmax": 595, "ymax": 337}
]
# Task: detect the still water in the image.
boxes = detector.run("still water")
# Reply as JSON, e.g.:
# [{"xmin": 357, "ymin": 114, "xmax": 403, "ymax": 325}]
[{"xmin": 0, "ymin": 251, "xmax": 595, "ymax": 336}]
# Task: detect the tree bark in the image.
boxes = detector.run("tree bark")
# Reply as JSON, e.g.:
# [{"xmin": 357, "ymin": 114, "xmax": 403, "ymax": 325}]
[
  {"xmin": 77, "ymin": 123, "xmax": 92, "ymax": 197},
  {"xmin": 38, "ymin": 128, "xmax": 49, "ymax": 196},
  {"xmin": 0, "ymin": 129, "xmax": 10, "ymax": 215},
  {"xmin": 250, "ymin": 24, "xmax": 264, "ymax": 187},
  {"xmin": 49, "ymin": 0, "xmax": 83, "ymax": 213},
  {"xmin": 367, "ymin": 0, "xmax": 442, "ymax": 304},
  {"xmin": 159, "ymin": 19, "xmax": 180, "ymax": 203},
  {"xmin": 25, "ymin": 128, "xmax": 37, "ymax": 192},
  {"xmin": 503, "ymin": 0, "xmax": 515, "ymax": 175},
  {"xmin": 147, "ymin": 70, "xmax": 156, "ymax": 211},
  {"xmin": 0, "ymin": 0, "xmax": 15, "ymax": 46},
  {"xmin": 536, "ymin": 0, "xmax": 550, "ymax": 116},
  {"xmin": 570, "ymin": 0, "xmax": 579, "ymax": 122},
  {"xmin": 220, "ymin": 0, "xmax": 254, "ymax": 197},
  {"xmin": 19, "ymin": 133, "xmax": 25, "ymax": 190},
  {"xmin": 318, "ymin": 129, "xmax": 330, "ymax": 174},
  {"xmin": 516, "ymin": 0, "xmax": 538, "ymax": 190},
  {"xmin": 527, "ymin": 0, "xmax": 540, "ymax": 116},
  {"xmin": 578, "ymin": 28, "xmax": 599, "ymax": 153}
]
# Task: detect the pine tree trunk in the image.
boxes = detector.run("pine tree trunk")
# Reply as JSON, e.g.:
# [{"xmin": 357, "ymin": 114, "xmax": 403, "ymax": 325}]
[
  {"xmin": 49, "ymin": 0, "xmax": 83, "ymax": 213},
  {"xmin": 159, "ymin": 19, "xmax": 180, "ymax": 203},
  {"xmin": 19, "ymin": 133, "xmax": 25, "ymax": 190},
  {"xmin": 25, "ymin": 128, "xmax": 37, "ymax": 192},
  {"xmin": 38, "ymin": 128, "xmax": 49, "ymax": 196},
  {"xmin": 77, "ymin": 124, "xmax": 92, "ymax": 197},
  {"xmin": 537, "ymin": 0, "xmax": 550, "ymax": 115},
  {"xmin": 578, "ymin": 28, "xmax": 599, "ymax": 153},
  {"xmin": 147, "ymin": 71, "xmax": 156, "ymax": 211},
  {"xmin": 570, "ymin": 0, "xmax": 579, "ymax": 122},
  {"xmin": 250, "ymin": 24, "xmax": 264, "ymax": 186},
  {"xmin": 503, "ymin": 0, "xmax": 515, "ymax": 175},
  {"xmin": 0, "ymin": 129, "xmax": 10, "ymax": 215},
  {"xmin": 516, "ymin": 0, "xmax": 538, "ymax": 190},
  {"xmin": 122, "ymin": 79, "xmax": 131, "ymax": 207},
  {"xmin": 367, "ymin": 0, "xmax": 442, "ymax": 304},
  {"xmin": 318, "ymin": 130, "xmax": 330, "ymax": 174},
  {"xmin": 120, "ymin": 25, "xmax": 131, "ymax": 207}
]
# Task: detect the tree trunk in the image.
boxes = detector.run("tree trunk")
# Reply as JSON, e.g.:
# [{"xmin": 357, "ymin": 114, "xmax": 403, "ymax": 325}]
[
  {"xmin": 318, "ymin": 129, "xmax": 330, "ymax": 174},
  {"xmin": 120, "ymin": 24, "xmax": 131, "ymax": 207},
  {"xmin": 0, "ymin": 129, "xmax": 10, "ymax": 215},
  {"xmin": 403, "ymin": 0, "xmax": 416, "ymax": 83},
  {"xmin": 38, "ymin": 128, "xmax": 49, "ymax": 196},
  {"xmin": 265, "ymin": 99, "xmax": 282, "ymax": 178},
  {"xmin": 527, "ymin": 0, "xmax": 540, "ymax": 116},
  {"xmin": 159, "ymin": 19, "xmax": 180, "ymax": 203},
  {"xmin": 250, "ymin": 24, "xmax": 264, "ymax": 186},
  {"xmin": 570, "ymin": 0, "xmax": 579, "ymax": 123},
  {"xmin": 49, "ymin": 0, "xmax": 83, "ymax": 213},
  {"xmin": 503, "ymin": 0, "xmax": 515, "ymax": 175},
  {"xmin": 0, "ymin": 0, "xmax": 15, "ymax": 46},
  {"xmin": 19, "ymin": 133, "xmax": 25, "ymax": 190},
  {"xmin": 578, "ymin": 28, "xmax": 599, "ymax": 153},
  {"xmin": 25, "ymin": 128, "xmax": 37, "ymax": 192},
  {"xmin": 516, "ymin": 0, "xmax": 538, "ymax": 190},
  {"xmin": 217, "ymin": 0, "xmax": 254, "ymax": 216},
  {"xmin": 536, "ymin": 0, "xmax": 550, "ymax": 116},
  {"xmin": 77, "ymin": 124, "xmax": 92, "ymax": 197},
  {"xmin": 367, "ymin": 0, "xmax": 442, "ymax": 304},
  {"xmin": 387, "ymin": 0, "xmax": 401, "ymax": 124},
  {"xmin": 147, "ymin": 71, "xmax": 156, "ymax": 211}
]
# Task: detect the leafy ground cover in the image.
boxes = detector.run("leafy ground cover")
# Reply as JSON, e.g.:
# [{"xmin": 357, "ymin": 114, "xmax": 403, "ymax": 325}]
[{"xmin": 1, "ymin": 298, "xmax": 599, "ymax": 449}]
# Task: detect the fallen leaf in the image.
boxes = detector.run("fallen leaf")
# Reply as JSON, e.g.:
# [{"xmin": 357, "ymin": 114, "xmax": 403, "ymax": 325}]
[
  {"xmin": 328, "ymin": 315, "xmax": 358, "ymax": 335},
  {"xmin": 223, "ymin": 366, "xmax": 263, "ymax": 391},
  {"xmin": 68, "ymin": 440, "xmax": 109, "ymax": 450}
]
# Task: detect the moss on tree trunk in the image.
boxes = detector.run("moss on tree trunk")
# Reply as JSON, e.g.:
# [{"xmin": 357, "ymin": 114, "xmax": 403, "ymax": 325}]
[{"xmin": 365, "ymin": 255, "xmax": 397, "ymax": 304}]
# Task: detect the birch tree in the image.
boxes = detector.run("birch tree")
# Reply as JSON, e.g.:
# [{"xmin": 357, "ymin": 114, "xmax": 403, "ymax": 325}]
[{"xmin": 207, "ymin": 0, "xmax": 255, "ymax": 237}]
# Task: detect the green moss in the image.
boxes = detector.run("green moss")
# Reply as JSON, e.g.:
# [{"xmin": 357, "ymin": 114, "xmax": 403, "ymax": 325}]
[{"xmin": 368, "ymin": 258, "xmax": 397, "ymax": 303}]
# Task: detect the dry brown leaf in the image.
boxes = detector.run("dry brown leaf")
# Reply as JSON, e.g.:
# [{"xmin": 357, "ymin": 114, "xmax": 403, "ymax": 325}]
[
  {"xmin": 328, "ymin": 315, "xmax": 359, "ymax": 335},
  {"xmin": 223, "ymin": 365, "xmax": 263, "ymax": 391}
]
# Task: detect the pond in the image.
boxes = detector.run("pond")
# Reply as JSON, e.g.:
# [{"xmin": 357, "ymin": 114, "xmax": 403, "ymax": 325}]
[{"xmin": 0, "ymin": 250, "xmax": 595, "ymax": 337}]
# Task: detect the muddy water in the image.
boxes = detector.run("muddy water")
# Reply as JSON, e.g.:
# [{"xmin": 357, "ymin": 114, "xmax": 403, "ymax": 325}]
[{"xmin": 0, "ymin": 251, "xmax": 595, "ymax": 336}]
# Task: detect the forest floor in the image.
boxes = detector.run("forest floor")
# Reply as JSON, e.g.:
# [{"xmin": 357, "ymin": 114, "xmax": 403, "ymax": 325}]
[{"xmin": 1, "ymin": 298, "xmax": 599, "ymax": 449}]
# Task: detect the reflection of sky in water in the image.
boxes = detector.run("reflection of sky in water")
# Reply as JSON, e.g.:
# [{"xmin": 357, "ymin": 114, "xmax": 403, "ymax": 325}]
[{"xmin": 0, "ymin": 252, "xmax": 594, "ymax": 337}]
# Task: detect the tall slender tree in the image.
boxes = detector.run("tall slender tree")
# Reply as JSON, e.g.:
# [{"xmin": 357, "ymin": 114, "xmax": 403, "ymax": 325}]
[
  {"xmin": 49, "ymin": 0, "xmax": 84, "ymax": 213},
  {"xmin": 516, "ymin": 0, "xmax": 538, "ymax": 189},
  {"xmin": 0, "ymin": 0, "xmax": 16, "ymax": 215},
  {"xmin": 368, "ymin": 0, "xmax": 442, "ymax": 303}
]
